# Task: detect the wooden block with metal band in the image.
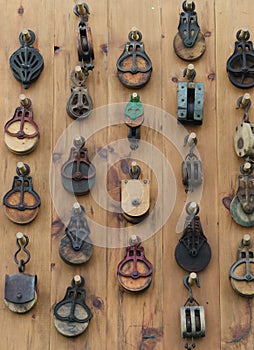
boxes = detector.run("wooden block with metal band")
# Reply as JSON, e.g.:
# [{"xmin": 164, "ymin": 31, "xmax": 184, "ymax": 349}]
[
  {"xmin": 3, "ymin": 162, "xmax": 41, "ymax": 224},
  {"xmin": 121, "ymin": 162, "xmax": 150, "ymax": 223}
]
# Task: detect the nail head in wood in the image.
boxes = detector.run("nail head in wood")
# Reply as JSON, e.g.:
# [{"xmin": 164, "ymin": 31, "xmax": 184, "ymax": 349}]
[
  {"xmin": 241, "ymin": 93, "xmax": 251, "ymax": 107},
  {"xmin": 75, "ymin": 65, "xmax": 84, "ymax": 80},
  {"xmin": 130, "ymin": 235, "xmax": 139, "ymax": 245},
  {"xmin": 243, "ymin": 234, "xmax": 251, "ymax": 246},
  {"xmin": 73, "ymin": 202, "xmax": 82, "ymax": 214},
  {"xmin": 243, "ymin": 162, "xmax": 252, "ymax": 172},
  {"xmin": 22, "ymin": 29, "xmax": 31, "ymax": 42},
  {"xmin": 186, "ymin": 64, "xmax": 195, "ymax": 79},
  {"xmin": 188, "ymin": 272, "xmax": 197, "ymax": 286},
  {"xmin": 239, "ymin": 26, "xmax": 249, "ymax": 39},
  {"xmin": 19, "ymin": 94, "xmax": 29, "ymax": 106},
  {"xmin": 77, "ymin": 1, "xmax": 86, "ymax": 16},
  {"xmin": 185, "ymin": 0, "xmax": 193, "ymax": 10},
  {"xmin": 16, "ymin": 232, "xmax": 26, "ymax": 245},
  {"xmin": 17, "ymin": 162, "xmax": 27, "ymax": 174},
  {"xmin": 131, "ymin": 161, "xmax": 138, "ymax": 175},
  {"xmin": 74, "ymin": 275, "xmax": 82, "ymax": 285},
  {"xmin": 187, "ymin": 132, "xmax": 197, "ymax": 146}
]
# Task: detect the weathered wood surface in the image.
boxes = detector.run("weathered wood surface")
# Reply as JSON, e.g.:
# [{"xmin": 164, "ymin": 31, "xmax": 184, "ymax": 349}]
[{"xmin": 0, "ymin": 0, "xmax": 253, "ymax": 349}]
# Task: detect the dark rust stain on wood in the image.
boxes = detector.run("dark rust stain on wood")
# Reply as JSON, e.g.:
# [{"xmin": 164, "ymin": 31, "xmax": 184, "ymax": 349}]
[
  {"xmin": 171, "ymin": 77, "xmax": 179, "ymax": 83},
  {"xmin": 139, "ymin": 327, "xmax": 163, "ymax": 350},
  {"xmin": 91, "ymin": 296, "xmax": 104, "ymax": 310},
  {"xmin": 208, "ymin": 72, "xmax": 216, "ymax": 81},
  {"xmin": 51, "ymin": 219, "xmax": 64, "ymax": 238},
  {"xmin": 17, "ymin": 6, "xmax": 24, "ymax": 15}
]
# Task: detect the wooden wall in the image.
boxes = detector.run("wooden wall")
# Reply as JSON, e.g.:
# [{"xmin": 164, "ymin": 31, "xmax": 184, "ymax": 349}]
[{"xmin": 0, "ymin": 0, "xmax": 254, "ymax": 349}]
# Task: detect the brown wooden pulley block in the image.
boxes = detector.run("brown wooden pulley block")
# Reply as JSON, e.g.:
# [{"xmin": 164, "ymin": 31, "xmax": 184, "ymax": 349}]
[
  {"xmin": 3, "ymin": 162, "xmax": 40, "ymax": 224},
  {"xmin": 117, "ymin": 235, "xmax": 153, "ymax": 292},
  {"xmin": 121, "ymin": 162, "xmax": 150, "ymax": 223},
  {"xmin": 59, "ymin": 202, "xmax": 93, "ymax": 265},
  {"xmin": 4, "ymin": 95, "xmax": 39, "ymax": 154}
]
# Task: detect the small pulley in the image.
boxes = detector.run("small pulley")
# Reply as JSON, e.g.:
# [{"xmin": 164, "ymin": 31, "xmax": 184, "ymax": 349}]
[
  {"xmin": 117, "ymin": 235, "xmax": 153, "ymax": 292},
  {"xmin": 180, "ymin": 273, "xmax": 206, "ymax": 349},
  {"xmin": 226, "ymin": 27, "xmax": 254, "ymax": 89},
  {"xmin": 61, "ymin": 136, "xmax": 96, "ymax": 195},
  {"xmin": 173, "ymin": 1, "xmax": 206, "ymax": 61},
  {"xmin": 66, "ymin": 66, "xmax": 93, "ymax": 120},
  {"xmin": 4, "ymin": 232, "xmax": 37, "ymax": 313},
  {"xmin": 3, "ymin": 162, "xmax": 41, "ymax": 224},
  {"xmin": 182, "ymin": 133, "xmax": 203, "ymax": 192},
  {"xmin": 121, "ymin": 162, "xmax": 150, "ymax": 223},
  {"xmin": 9, "ymin": 29, "xmax": 44, "ymax": 89},
  {"xmin": 175, "ymin": 202, "xmax": 211, "ymax": 272},
  {"xmin": 73, "ymin": 1, "xmax": 94, "ymax": 70},
  {"xmin": 4, "ymin": 94, "xmax": 39, "ymax": 154},
  {"xmin": 124, "ymin": 93, "xmax": 144, "ymax": 150},
  {"xmin": 59, "ymin": 202, "xmax": 93, "ymax": 265},
  {"xmin": 234, "ymin": 93, "xmax": 254, "ymax": 158},
  {"xmin": 229, "ymin": 234, "xmax": 254, "ymax": 297},
  {"xmin": 177, "ymin": 65, "xmax": 204, "ymax": 125},
  {"xmin": 54, "ymin": 275, "xmax": 92, "ymax": 337},
  {"xmin": 116, "ymin": 27, "xmax": 152, "ymax": 88},
  {"xmin": 230, "ymin": 161, "xmax": 254, "ymax": 227}
]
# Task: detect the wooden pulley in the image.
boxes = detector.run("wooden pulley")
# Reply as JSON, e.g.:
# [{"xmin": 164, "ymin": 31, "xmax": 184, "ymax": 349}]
[
  {"xmin": 3, "ymin": 162, "xmax": 40, "ymax": 224},
  {"xmin": 180, "ymin": 273, "xmax": 206, "ymax": 349},
  {"xmin": 230, "ymin": 161, "xmax": 254, "ymax": 227},
  {"xmin": 59, "ymin": 202, "xmax": 93, "ymax": 265},
  {"xmin": 117, "ymin": 235, "xmax": 153, "ymax": 292},
  {"xmin": 175, "ymin": 202, "xmax": 211, "ymax": 272},
  {"xmin": 173, "ymin": 1, "xmax": 206, "ymax": 61},
  {"xmin": 4, "ymin": 95, "xmax": 39, "ymax": 154},
  {"xmin": 4, "ymin": 233, "xmax": 37, "ymax": 313},
  {"xmin": 234, "ymin": 94, "xmax": 254, "ymax": 158},
  {"xmin": 121, "ymin": 162, "xmax": 150, "ymax": 223},
  {"xmin": 229, "ymin": 234, "xmax": 254, "ymax": 297},
  {"xmin": 116, "ymin": 27, "xmax": 152, "ymax": 88},
  {"xmin": 54, "ymin": 275, "xmax": 92, "ymax": 337},
  {"xmin": 61, "ymin": 136, "xmax": 96, "ymax": 195}
]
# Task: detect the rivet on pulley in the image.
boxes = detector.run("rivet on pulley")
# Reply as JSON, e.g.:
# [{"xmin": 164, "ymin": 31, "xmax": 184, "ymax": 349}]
[
  {"xmin": 182, "ymin": 133, "xmax": 203, "ymax": 192},
  {"xmin": 234, "ymin": 94, "xmax": 254, "ymax": 158},
  {"xmin": 230, "ymin": 161, "xmax": 254, "ymax": 227},
  {"xmin": 121, "ymin": 162, "xmax": 150, "ymax": 223},
  {"xmin": 3, "ymin": 162, "xmax": 40, "ymax": 224},
  {"xmin": 229, "ymin": 234, "xmax": 254, "ymax": 297},
  {"xmin": 173, "ymin": 1, "xmax": 206, "ymax": 61},
  {"xmin": 59, "ymin": 202, "xmax": 93, "ymax": 265},
  {"xmin": 175, "ymin": 202, "xmax": 211, "ymax": 272},
  {"xmin": 9, "ymin": 29, "xmax": 44, "ymax": 89},
  {"xmin": 61, "ymin": 136, "xmax": 96, "ymax": 195},
  {"xmin": 177, "ymin": 65, "xmax": 204, "ymax": 125},
  {"xmin": 4, "ymin": 233, "xmax": 37, "ymax": 313},
  {"xmin": 117, "ymin": 235, "xmax": 153, "ymax": 292},
  {"xmin": 226, "ymin": 27, "xmax": 254, "ymax": 89},
  {"xmin": 180, "ymin": 273, "xmax": 206, "ymax": 349},
  {"xmin": 116, "ymin": 27, "xmax": 152, "ymax": 88},
  {"xmin": 4, "ymin": 95, "xmax": 39, "ymax": 154},
  {"xmin": 124, "ymin": 93, "xmax": 144, "ymax": 150},
  {"xmin": 66, "ymin": 66, "xmax": 93, "ymax": 120},
  {"xmin": 54, "ymin": 275, "xmax": 92, "ymax": 337}
]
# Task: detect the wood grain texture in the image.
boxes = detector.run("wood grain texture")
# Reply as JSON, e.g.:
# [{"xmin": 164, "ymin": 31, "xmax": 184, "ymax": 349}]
[{"xmin": 0, "ymin": 0, "xmax": 254, "ymax": 349}]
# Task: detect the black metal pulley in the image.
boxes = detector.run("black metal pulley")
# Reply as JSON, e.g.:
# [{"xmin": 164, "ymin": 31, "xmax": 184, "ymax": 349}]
[{"xmin": 226, "ymin": 28, "xmax": 254, "ymax": 89}]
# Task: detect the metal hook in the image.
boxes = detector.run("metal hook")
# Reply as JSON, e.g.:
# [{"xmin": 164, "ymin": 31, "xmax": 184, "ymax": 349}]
[
  {"xmin": 183, "ymin": 64, "xmax": 196, "ymax": 82},
  {"xmin": 14, "ymin": 233, "xmax": 31, "ymax": 272},
  {"xmin": 184, "ymin": 273, "xmax": 200, "ymax": 303},
  {"xmin": 236, "ymin": 94, "xmax": 251, "ymax": 122},
  {"xmin": 185, "ymin": 341, "xmax": 196, "ymax": 349},
  {"xmin": 184, "ymin": 133, "xmax": 197, "ymax": 156}
]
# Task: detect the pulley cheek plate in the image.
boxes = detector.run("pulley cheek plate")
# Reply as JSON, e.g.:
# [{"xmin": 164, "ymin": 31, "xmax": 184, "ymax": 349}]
[
  {"xmin": 234, "ymin": 122, "xmax": 254, "ymax": 158},
  {"xmin": 121, "ymin": 179, "xmax": 150, "ymax": 223}
]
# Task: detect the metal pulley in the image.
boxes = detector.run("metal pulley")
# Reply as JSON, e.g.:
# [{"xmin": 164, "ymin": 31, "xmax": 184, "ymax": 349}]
[
  {"xmin": 73, "ymin": 1, "xmax": 94, "ymax": 70},
  {"xmin": 180, "ymin": 273, "xmax": 206, "ymax": 349},
  {"xmin": 3, "ymin": 162, "xmax": 41, "ymax": 224},
  {"xmin": 124, "ymin": 93, "xmax": 144, "ymax": 150},
  {"xmin": 234, "ymin": 94, "xmax": 254, "ymax": 158},
  {"xmin": 226, "ymin": 27, "xmax": 254, "ymax": 89},
  {"xmin": 182, "ymin": 133, "xmax": 203, "ymax": 192},
  {"xmin": 59, "ymin": 202, "xmax": 93, "ymax": 265},
  {"xmin": 116, "ymin": 27, "xmax": 152, "ymax": 88},
  {"xmin": 175, "ymin": 202, "xmax": 211, "ymax": 272},
  {"xmin": 230, "ymin": 161, "xmax": 254, "ymax": 227},
  {"xmin": 61, "ymin": 136, "xmax": 96, "ymax": 195},
  {"xmin": 9, "ymin": 29, "xmax": 44, "ymax": 89},
  {"xmin": 229, "ymin": 234, "xmax": 254, "ymax": 297},
  {"xmin": 121, "ymin": 162, "xmax": 150, "ymax": 223},
  {"xmin": 173, "ymin": 0, "xmax": 206, "ymax": 61},
  {"xmin": 66, "ymin": 66, "xmax": 93, "ymax": 120},
  {"xmin": 177, "ymin": 65, "xmax": 204, "ymax": 125},
  {"xmin": 117, "ymin": 235, "xmax": 153, "ymax": 292},
  {"xmin": 4, "ymin": 95, "xmax": 39, "ymax": 154},
  {"xmin": 4, "ymin": 233, "xmax": 37, "ymax": 313},
  {"xmin": 54, "ymin": 275, "xmax": 92, "ymax": 337}
]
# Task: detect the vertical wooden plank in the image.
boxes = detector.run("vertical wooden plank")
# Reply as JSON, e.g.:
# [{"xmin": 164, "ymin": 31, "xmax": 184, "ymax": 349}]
[
  {"xmin": 216, "ymin": 0, "xmax": 254, "ymax": 349},
  {"xmin": 162, "ymin": 0, "xmax": 220, "ymax": 349},
  {"xmin": 106, "ymin": 1, "xmax": 163, "ymax": 349},
  {"xmin": 0, "ymin": 0, "xmax": 53, "ymax": 349},
  {"xmin": 51, "ymin": 0, "xmax": 108, "ymax": 349}
]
